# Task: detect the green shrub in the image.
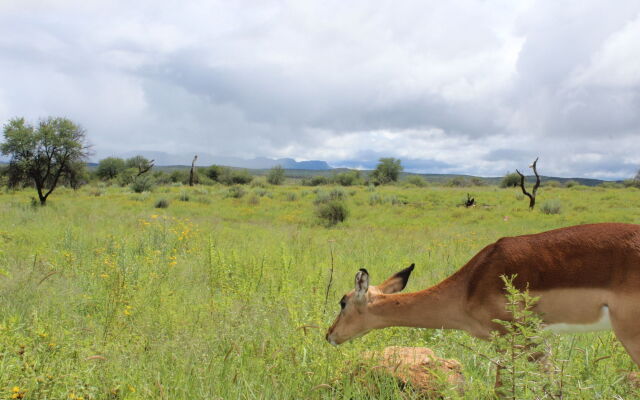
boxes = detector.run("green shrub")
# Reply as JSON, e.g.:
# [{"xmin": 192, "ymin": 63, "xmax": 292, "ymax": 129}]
[
  {"xmin": 179, "ymin": 191, "xmax": 190, "ymax": 202},
  {"xmin": 302, "ymin": 175, "xmax": 329, "ymax": 186},
  {"xmin": 447, "ymin": 177, "xmax": 471, "ymax": 187},
  {"xmin": 405, "ymin": 175, "xmax": 427, "ymax": 187},
  {"xmin": 314, "ymin": 188, "xmax": 346, "ymax": 205},
  {"xmin": 564, "ymin": 180, "xmax": 579, "ymax": 188},
  {"xmin": 154, "ymin": 198, "xmax": 169, "ymax": 208},
  {"xmin": 501, "ymin": 172, "xmax": 521, "ymax": 188},
  {"xmin": 544, "ymin": 180, "xmax": 561, "ymax": 188},
  {"xmin": 369, "ymin": 193, "xmax": 383, "ymax": 205},
  {"xmin": 316, "ymin": 200, "xmax": 349, "ymax": 227},
  {"xmin": 540, "ymin": 199, "xmax": 562, "ymax": 214},
  {"xmin": 267, "ymin": 165, "xmax": 285, "ymax": 185},
  {"xmin": 284, "ymin": 192, "xmax": 298, "ymax": 201},
  {"xmin": 226, "ymin": 186, "xmax": 246, "ymax": 198},
  {"xmin": 623, "ymin": 179, "xmax": 640, "ymax": 189},
  {"xmin": 130, "ymin": 175, "xmax": 155, "ymax": 193},
  {"xmin": 218, "ymin": 168, "xmax": 253, "ymax": 185},
  {"xmin": 333, "ymin": 171, "xmax": 360, "ymax": 186}
]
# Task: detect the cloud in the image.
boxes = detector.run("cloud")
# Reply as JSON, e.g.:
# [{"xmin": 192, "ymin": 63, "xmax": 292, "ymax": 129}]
[{"xmin": 0, "ymin": 0, "xmax": 639, "ymax": 178}]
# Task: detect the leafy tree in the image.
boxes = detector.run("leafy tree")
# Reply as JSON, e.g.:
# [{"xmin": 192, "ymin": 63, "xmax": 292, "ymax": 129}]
[
  {"xmin": 267, "ymin": 165, "xmax": 285, "ymax": 185},
  {"xmin": 96, "ymin": 157, "xmax": 126, "ymax": 180},
  {"xmin": 371, "ymin": 158, "xmax": 403, "ymax": 185},
  {"xmin": 126, "ymin": 155, "xmax": 154, "ymax": 176},
  {"xmin": 1, "ymin": 117, "xmax": 89, "ymax": 205},
  {"xmin": 500, "ymin": 172, "xmax": 521, "ymax": 188}
]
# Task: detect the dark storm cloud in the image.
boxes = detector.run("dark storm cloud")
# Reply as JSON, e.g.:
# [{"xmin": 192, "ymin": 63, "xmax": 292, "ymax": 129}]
[{"xmin": 0, "ymin": 0, "xmax": 639, "ymax": 178}]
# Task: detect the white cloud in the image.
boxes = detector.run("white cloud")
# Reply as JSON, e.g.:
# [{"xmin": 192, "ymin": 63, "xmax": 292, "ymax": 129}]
[{"xmin": 0, "ymin": 0, "xmax": 639, "ymax": 178}]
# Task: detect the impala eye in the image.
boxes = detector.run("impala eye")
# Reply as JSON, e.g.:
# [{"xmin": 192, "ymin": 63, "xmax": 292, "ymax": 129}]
[{"xmin": 339, "ymin": 296, "xmax": 347, "ymax": 310}]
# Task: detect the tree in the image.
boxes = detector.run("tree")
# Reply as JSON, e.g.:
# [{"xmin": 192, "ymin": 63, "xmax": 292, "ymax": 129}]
[
  {"xmin": 126, "ymin": 155, "xmax": 154, "ymax": 176},
  {"xmin": 96, "ymin": 157, "xmax": 126, "ymax": 180},
  {"xmin": 371, "ymin": 158, "xmax": 403, "ymax": 185},
  {"xmin": 1, "ymin": 117, "xmax": 90, "ymax": 205},
  {"xmin": 516, "ymin": 157, "xmax": 541, "ymax": 210},
  {"xmin": 189, "ymin": 155, "xmax": 198, "ymax": 186},
  {"xmin": 267, "ymin": 165, "xmax": 285, "ymax": 185}
]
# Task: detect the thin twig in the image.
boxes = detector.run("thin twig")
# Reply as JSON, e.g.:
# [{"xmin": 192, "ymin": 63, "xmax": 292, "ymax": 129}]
[{"xmin": 323, "ymin": 240, "xmax": 336, "ymax": 314}]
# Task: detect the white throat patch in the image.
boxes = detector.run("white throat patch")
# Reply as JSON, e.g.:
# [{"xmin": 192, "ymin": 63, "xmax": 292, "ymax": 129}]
[{"xmin": 544, "ymin": 306, "xmax": 612, "ymax": 334}]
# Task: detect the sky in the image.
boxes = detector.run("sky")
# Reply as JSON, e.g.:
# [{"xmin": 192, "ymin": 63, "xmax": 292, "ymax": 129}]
[{"xmin": 1, "ymin": 0, "xmax": 639, "ymax": 178}]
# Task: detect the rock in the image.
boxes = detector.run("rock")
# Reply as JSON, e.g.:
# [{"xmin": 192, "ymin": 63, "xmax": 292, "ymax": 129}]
[{"xmin": 364, "ymin": 346, "xmax": 464, "ymax": 396}]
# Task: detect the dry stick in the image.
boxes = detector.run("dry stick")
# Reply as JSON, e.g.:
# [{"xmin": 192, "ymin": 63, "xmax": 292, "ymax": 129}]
[
  {"xmin": 37, "ymin": 270, "xmax": 58, "ymax": 286},
  {"xmin": 323, "ymin": 240, "xmax": 336, "ymax": 314},
  {"xmin": 516, "ymin": 157, "xmax": 541, "ymax": 209},
  {"xmin": 189, "ymin": 154, "xmax": 198, "ymax": 186}
]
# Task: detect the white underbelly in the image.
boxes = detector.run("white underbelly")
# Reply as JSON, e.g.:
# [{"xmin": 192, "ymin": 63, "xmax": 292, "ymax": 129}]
[{"xmin": 544, "ymin": 306, "xmax": 612, "ymax": 334}]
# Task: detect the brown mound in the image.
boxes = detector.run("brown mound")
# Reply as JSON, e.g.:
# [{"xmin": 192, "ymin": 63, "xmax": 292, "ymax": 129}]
[
  {"xmin": 363, "ymin": 346, "xmax": 464, "ymax": 397},
  {"xmin": 627, "ymin": 372, "xmax": 640, "ymax": 389}
]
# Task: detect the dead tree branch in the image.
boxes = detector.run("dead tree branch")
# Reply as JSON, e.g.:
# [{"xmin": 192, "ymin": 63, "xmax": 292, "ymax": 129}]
[
  {"xmin": 189, "ymin": 155, "xmax": 198, "ymax": 186},
  {"xmin": 516, "ymin": 157, "xmax": 540, "ymax": 209}
]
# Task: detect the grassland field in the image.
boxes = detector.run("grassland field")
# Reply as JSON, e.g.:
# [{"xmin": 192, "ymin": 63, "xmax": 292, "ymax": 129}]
[{"xmin": 1, "ymin": 182, "xmax": 639, "ymax": 399}]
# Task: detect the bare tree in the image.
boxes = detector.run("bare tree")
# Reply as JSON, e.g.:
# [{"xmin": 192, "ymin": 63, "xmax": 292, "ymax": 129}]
[
  {"xmin": 189, "ymin": 155, "xmax": 198, "ymax": 186},
  {"xmin": 516, "ymin": 157, "xmax": 541, "ymax": 210}
]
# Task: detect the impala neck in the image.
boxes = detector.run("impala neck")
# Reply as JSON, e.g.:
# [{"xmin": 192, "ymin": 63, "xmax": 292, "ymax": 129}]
[{"xmin": 370, "ymin": 278, "xmax": 468, "ymax": 331}]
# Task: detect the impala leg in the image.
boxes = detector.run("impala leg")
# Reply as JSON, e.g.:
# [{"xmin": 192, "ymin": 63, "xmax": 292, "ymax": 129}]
[{"xmin": 609, "ymin": 305, "xmax": 640, "ymax": 367}]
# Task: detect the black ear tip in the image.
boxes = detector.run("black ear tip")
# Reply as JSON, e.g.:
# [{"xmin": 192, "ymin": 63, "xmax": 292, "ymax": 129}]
[
  {"xmin": 408, "ymin": 263, "xmax": 415, "ymax": 270},
  {"xmin": 359, "ymin": 268, "xmax": 369, "ymax": 275}
]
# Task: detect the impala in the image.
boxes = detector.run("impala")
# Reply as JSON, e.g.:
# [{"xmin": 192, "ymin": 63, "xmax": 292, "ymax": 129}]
[{"xmin": 326, "ymin": 223, "xmax": 640, "ymax": 368}]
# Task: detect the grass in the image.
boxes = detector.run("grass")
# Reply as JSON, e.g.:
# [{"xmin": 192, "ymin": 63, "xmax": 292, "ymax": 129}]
[{"xmin": 1, "ymin": 184, "xmax": 639, "ymax": 398}]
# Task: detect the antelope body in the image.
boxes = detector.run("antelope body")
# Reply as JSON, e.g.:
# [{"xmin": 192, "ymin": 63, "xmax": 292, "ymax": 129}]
[{"xmin": 326, "ymin": 223, "xmax": 640, "ymax": 366}]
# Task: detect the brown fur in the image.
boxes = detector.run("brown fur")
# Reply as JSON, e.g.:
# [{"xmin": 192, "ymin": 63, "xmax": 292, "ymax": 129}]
[{"xmin": 327, "ymin": 223, "xmax": 640, "ymax": 366}]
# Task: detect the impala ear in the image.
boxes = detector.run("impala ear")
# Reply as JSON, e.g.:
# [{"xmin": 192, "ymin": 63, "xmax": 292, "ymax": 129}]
[
  {"xmin": 378, "ymin": 263, "xmax": 415, "ymax": 294},
  {"xmin": 354, "ymin": 268, "xmax": 369, "ymax": 298}
]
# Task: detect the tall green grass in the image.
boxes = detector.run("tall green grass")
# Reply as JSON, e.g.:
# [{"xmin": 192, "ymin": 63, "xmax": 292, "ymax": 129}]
[{"xmin": 1, "ymin": 184, "xmax": 639, "ymax": 398}]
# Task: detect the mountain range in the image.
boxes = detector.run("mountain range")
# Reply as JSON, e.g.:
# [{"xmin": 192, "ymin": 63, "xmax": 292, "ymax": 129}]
[{"xmin": 105, "ymin": 151, "xmax": 331, "ymax": 170}]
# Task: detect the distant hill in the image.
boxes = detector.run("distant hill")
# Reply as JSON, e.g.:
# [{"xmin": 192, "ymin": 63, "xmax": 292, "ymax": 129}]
[{"xmin": 104, "ymin": 151, "xmax": 331, "ymax": 170}]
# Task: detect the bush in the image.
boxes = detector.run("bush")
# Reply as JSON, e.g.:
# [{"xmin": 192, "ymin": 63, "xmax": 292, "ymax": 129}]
[
  {"xmin": 302, "ymin": 175, "xmax": 329, "ymax": 186},
  {"xmin": 226, "ymin": 186, "xmax": 246, "ymax": 198},
  {"xmin": 501, "ymin": 172, "xmax": 521, "ymax": 188},
  {"xmin": 130, "ymin": 175, "xmax": 155, "ymax": 193},
  {"xmin": 154, "ymin": 198, "xmax": 169, "ymax": 208},
  {"xmin": 540, "ymin": 199, "xmax": 562, "ymax": 214},
  {"xmin": 314, "ymin": 188, "xmax": 346, "ymax": 205},
  {"xmin": 600, "ymin": 181, "xmax": 623, "ymax": 189},
  {"xmin": 564, "ymin": 180, "xmax": 579, "ymax": 188},
  {"xmin": 316, "ymin": 200, "xmax": 349, "ymax": 227},
  {"xmin": 405, "ymin": 175, "xmax": 427, "ymax": 187},
  {"xmin": 169, "ymin": 170, "xmax": 189, "ymax": 184},
  {"xmin": 284, "ymin": 192, "xmax": 298, "ymax": 201},
  {"xmin": 179, "ymin": 191, "xmax": 190, "ymax": 201},
  {"xmin": 544, "ymin": 180, "xmax": 561, "ymax": 188},
  {"xmin": 266, "ymin": 165, "xmax": 285, "ymax": 185},
  {"xmin": 447, "ymin": 177, "xmax": 471, "ymax": 187},
  {"xmin": 219, "ymin": 168, "xmax": 253, "ymax": 185},
  {"xmin": 623, "ymin": 179, "xmax": 640, "ymax": 189},
  {"xmin": 333, "ymin": 170, "xmax": 360, "ymax": 186},
  {"xmin": 470, "ymin": 177, "xmax": 487, "ymax": 186}
]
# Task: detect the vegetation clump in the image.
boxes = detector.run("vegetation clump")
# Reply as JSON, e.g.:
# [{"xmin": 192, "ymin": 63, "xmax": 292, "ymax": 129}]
[
  {"xmin": 501, "ymin": 172, "xmax": 521, "ymax": 188},
  {"xmin": 226, "ymin": 185, "xmax": 246, "ymax": 198},
  {"xmin": 154, "ymin": 198, "xmax": 170, "ymax": 208},
  {"xmin": 540, "ymin": 199, "xmax": 562, "ymax": 214},
  {"xmin": 267, "ymin": 165, "xmax": 285, "ymax": 185},
  {"xmin": 316, "ymin": 200, "xmax": 349, "ymax": 227}
]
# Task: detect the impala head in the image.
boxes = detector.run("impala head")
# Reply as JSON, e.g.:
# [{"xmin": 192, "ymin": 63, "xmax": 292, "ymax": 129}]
[{"xmin": 326, "ymin": 263, "xmax": 415, "ymax": 345}]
